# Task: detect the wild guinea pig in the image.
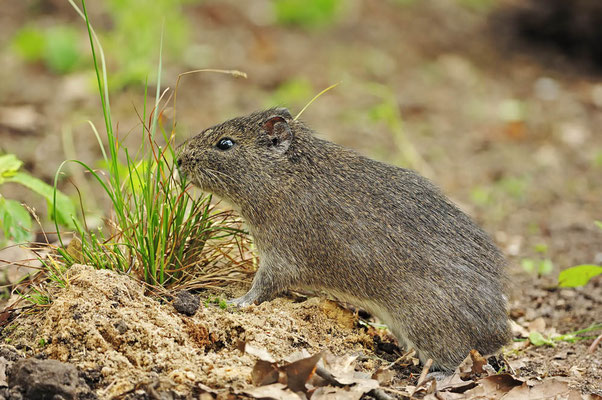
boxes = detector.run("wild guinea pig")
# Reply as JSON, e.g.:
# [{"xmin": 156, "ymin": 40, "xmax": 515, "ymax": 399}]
[{"xmin": 177, "ymin": 108, "xmax": 510, "ymax": 371}]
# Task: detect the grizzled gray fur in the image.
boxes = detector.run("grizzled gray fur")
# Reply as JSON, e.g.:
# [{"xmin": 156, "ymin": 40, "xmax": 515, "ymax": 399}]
[{"xmin": 177, "ymin": 108, "xmax": 510, "ymax": 371}]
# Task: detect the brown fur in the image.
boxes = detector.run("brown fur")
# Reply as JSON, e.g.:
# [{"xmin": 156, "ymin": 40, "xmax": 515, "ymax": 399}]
[{"xmin": 177, "ymin": 108, "xmax": 510, "ymax": 371}]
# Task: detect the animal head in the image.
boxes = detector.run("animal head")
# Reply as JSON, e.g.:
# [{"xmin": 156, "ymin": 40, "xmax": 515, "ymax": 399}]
[{"xmin": 177, "ymin": 108, "xmax": 297, "ymax": 201}]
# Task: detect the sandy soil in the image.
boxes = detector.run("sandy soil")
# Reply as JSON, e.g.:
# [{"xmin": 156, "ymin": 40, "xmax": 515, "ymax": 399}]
[{"xmin": 3, "ymin": 265, "xmax": 390, "ymax": 398}]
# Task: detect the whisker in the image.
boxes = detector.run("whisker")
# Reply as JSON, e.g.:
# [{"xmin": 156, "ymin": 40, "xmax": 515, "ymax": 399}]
[
  {"xmin": 202, "ymin": 169, "xmax": 230, "ymax": 194},
  {"xmin": 208, "ymin": 168, "xmax": 235, "ymax": 184}
]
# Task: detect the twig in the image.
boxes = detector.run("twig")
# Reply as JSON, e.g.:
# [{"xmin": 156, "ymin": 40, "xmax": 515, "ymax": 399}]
[
  {"xmin": 410, "ymin": 358, "xmax": 433, "ymax": 396},
  {"xmin": 315, "ymin": 365, "xmax": 344, "ymax": 387},
  {"xmin": 385, "ymin": 349, "xmax": 416, "ymax": 370},
  {"xmin": 370, "ymin": 388, "xmax": 395, "ymax": 400}
]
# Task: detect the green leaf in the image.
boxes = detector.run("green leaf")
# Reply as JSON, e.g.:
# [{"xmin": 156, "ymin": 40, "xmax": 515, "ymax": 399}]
[
  {"xmin": 595, "ymin": 220, "xmax": 602, "ymax": 231},
  {"xmin": 0, "ymin": 154, "xmax": 23, "ymax": 183},
  {"xmin": 5, "ymin": 172, "xmax": 76, "ymax": 229},
  {"xmin": 529, "ymin": 331, "xmax": 554, "ymax": 347},
  {"xmin": 558, "ymin": 265, "xmax": 602, "ymax": 288},
  {"xmin": 0, "ymin": 197, "xmax": 33, "ymax": 243}
]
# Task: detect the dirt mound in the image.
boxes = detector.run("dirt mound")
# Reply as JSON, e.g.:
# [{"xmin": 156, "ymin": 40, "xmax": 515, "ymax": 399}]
[{"xmin": 5, "ymin": 265, "xmax": 378, "ymax": 398}]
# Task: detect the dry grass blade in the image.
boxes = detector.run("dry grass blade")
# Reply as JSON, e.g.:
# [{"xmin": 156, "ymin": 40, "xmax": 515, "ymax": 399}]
[{"xmin": 294, "ymin": 82, "xmax": 340, "ymax": 121}]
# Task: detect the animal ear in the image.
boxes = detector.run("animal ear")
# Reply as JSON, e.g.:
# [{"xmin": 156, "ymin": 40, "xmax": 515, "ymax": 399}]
[
  {"xmin": 273, "ymin": 107, "xmax": 293, "ymax": 120},
  {"xmin": 262, "ymin": 115, "xmax": 293, "ymax": 153}
]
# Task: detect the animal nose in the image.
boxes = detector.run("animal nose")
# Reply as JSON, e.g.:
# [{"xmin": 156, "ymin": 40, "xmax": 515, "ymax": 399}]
[{"xmin": 176, "ymin": 157, "xmax": 183, "ymax": 168}]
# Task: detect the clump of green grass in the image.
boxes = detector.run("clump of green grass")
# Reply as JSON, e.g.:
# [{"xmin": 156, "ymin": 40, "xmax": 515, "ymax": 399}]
[{"xmin": 43, "ymin": 0, "xmax": 251, "ymax": 290}]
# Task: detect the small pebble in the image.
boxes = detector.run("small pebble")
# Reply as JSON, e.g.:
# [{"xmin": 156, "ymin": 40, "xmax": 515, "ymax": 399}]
[
  {"xmin": 114, "ymin": 320, "xmax": 129, "ymax": 335},
  {"xmin": 173, "ymin": 291, "xmax": 200, "ymax": 316}
]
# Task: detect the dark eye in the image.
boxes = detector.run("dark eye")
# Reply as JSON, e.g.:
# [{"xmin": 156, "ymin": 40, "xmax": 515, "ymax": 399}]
[{"xmin": 216, "ymin": 138, "xmax": 235, "ymax": 151}]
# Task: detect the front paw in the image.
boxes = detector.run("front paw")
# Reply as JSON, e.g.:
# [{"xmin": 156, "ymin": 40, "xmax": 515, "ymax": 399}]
[{"xmin": 227, "ymin": 294, "xmax": 255, "ymax": 308}]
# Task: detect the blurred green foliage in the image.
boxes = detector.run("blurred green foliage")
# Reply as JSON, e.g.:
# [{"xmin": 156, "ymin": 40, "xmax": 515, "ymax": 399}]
[
  {"xmin": 11, "ymin": 27, "xmax": 44, "ymax": 62},
  {"xmin": 521, "ymin": 243, "xmax": 553, "ymax": 277},
  {"xmin": 266, "ymin": 78, "xmax": 314, "ymax": 109},
  {"xmin": 521, "ymin": 258, "xmax": 553, "ymax": 276},
  {"xmin": 103, "ymin": 0, "xmax": 198, "ymax": 88},
  {"xmin": 12, "ymin": 26, "xmax": 82, "ymax": 74},
  {"xmin": 274, "ymin": 0, "xmax": 342, "ymax": 28},
  {"xmin": 364, "ymin": 83, "xmax": 430, "ymax": 174},
  {"xmin": 593, "ymin": 149, "xmax": 602, "ymax": 168},
  {"xmin": 470, "ymin": 176, "xmax": 528, "ymax": 210},
  {"xmin": 44, "ymin": 27, "xmax": 82, "ymax": 73},
  {"xmin": 11, "ymin": 0, "xmax": 199, "ymax": 87}
]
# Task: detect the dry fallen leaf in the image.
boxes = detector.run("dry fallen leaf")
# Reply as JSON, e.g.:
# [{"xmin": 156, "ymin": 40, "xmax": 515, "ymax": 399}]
[
  {"xmin": 501, "ymin": 378, "xmax": 583, "ymax": 400},
  {"xmin": 462, "ymin": 374, "xmax": 523, "ymax": 398},
  {"xmin": 311, "ymin": 378, "xmax": 379, "ymax": 400},
  {"xmin": 510, "ymin": 320, "xmax": 529, "ymax": 338},
  {"xmin": 281, "ymin": 351, "xmax": 323, "ymax": 393},
  {"xmin": 252, "ymin": 359, "xmax": 280, "ymax": 386},
  {"xmin": 527, "ymin": 317, "xmax": 547, "ymax": 333},
  {"xmin": 244, "ymin": 350, "xmax": 381, "ymax": 400},
  {"xmin": 436, "ymin": 372, "xmax": 477, "ymax": 393},
  {"xmin": 372, "ymin": 368, "xmax": 395, "ymax": 386},
  {"xmin": 319, "ymin": 352, "xmax": 363, "ymax": 385},
  {"xmin": 243, "ymin": 383, "xmax": 303, "ymax": 400},
  {"xmin": 458, "ymin": 350, "xmax": 490, "ymax": 379}
]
